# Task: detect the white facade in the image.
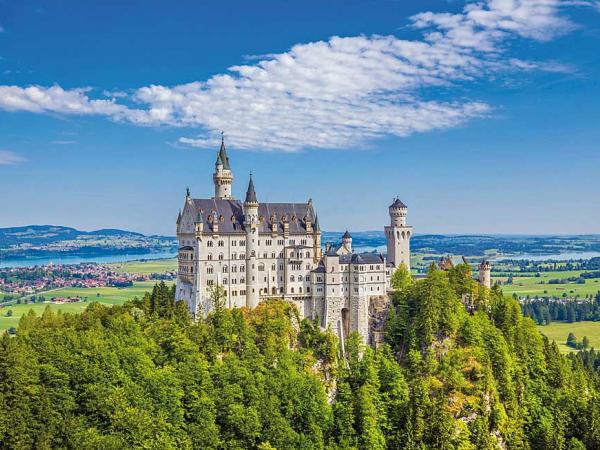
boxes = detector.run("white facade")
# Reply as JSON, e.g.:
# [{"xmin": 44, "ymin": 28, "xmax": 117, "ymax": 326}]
[{"xmin": 176, "ymin": 141, "xmax": 411, "ymax": 344}]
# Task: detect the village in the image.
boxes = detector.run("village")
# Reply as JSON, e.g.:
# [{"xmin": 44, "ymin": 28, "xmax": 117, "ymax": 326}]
[{"xmin": 0, "ymin": 261, "xmax": 176, "ymax": 298}]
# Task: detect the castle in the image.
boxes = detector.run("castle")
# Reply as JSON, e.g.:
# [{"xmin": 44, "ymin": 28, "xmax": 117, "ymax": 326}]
[{"xmin": 176, "ymin": 138, "xmax": 490, "ymax": 345}]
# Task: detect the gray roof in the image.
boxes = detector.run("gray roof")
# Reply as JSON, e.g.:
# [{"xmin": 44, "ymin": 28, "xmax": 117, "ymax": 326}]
[
  {"xmin": 390, "ymin": 198, "xmax": 407, "ymax": 209},
  {"xmin": 245, "ymin": 175, "xmax": 258, "ymax": 204},
  {"xmin": 338, "ymin": 252, "xmax": 384, "ymax": 264},
  {"xmin": 179, "ymin": 246, "xmax": 194, "ymax": 251},
  {"xmin": 216, "ymin": 138, "xmax": 231, "ymax": 170},
  {"xmin": 342, "ymin": 230, "xmax": 352, "ymax": 239},
  {"xmin": 191, "ymin": 198, "xmax": 316, "ymax": 234}
]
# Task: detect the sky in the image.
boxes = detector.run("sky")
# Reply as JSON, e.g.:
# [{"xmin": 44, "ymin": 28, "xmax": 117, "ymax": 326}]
[{"xmin": 1, "ymin": 0, "xmax": 599, "ymax": 236}]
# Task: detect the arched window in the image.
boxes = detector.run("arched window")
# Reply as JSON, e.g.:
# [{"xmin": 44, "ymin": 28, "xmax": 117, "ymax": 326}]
[
  {"xmin": 291, "ymin": 287, "xmax": 295, "ymax": 293},
  {"xmin": 258, "ymin": 263, "xmax": 265, "ymax": 271},
  {"xmin": 306, "ymin": 252, "xmax": 310, "ymax": 258},
  {"xmin": 207, "ymin": 254, "xmax": 213, "ymax": 261},
  {"xmin": 218, "ymin": 253, "xmax": 224, "ymax": 260},
  {"xmin": 222, "ymin": 265, "xmax": 228, "ymax": 273},
  {"xmin": 207, "ymin": 266, "xmax": 213, "ymax": 274},
  {"xmin": 290, "ymin": 275, "xmax": 295, "ymax": 282},
  {"xmin": 241, "ymin": 265, "xmax": 245, "ymax": 272},
  {"xmin": 298, "ymin": 275, "xmax": 303, "ymax": 282},
  {"xmin": 207, "ymin": 241, "xmax": 213, "ymax": 247}
]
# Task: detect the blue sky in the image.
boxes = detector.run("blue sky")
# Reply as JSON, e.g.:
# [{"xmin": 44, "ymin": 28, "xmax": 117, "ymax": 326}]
[{"xmin": 1, "ymin": 0, "xmax": 599, "ymax": 235}]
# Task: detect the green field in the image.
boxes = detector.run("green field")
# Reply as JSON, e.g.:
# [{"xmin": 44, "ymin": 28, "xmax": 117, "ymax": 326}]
[
  {"xmin": 537, "ymin": 321, "xmax": 600, "ymax": 354},
  {"xmin": 0, "ymin": 281, "xmax": 172, "ymax": 332},
  {"xmin": 109, "ymin": 258, "xmax": 177, "ymax": 274},
  {"xmin": 496, "ymin": 270, "xmax": 600, "ymax": 298}
]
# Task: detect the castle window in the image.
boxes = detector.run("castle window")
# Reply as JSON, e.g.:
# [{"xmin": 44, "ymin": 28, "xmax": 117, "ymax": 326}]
[
  {"xmin": 223, "ymin": 278, "xmax": 228, "ymax": 285},
  {"xmin": 207, "ymin": 241, "xmax": 213, "ymax": 247},
  {"xmin": 208, "ymin": 254, "xmax": 213, "ymax": 261},
  {"xmin": 307, "ymin": 287, "xmax": 310, "ymax": 293},
  {"xmin": 218, "ymin": 240, "xmax": 224, "ymax": 247},
  {"xmin": 301, "ymin": 239, "xmax": 307, "ymax": 245},
  {"xmin": 241, "ymin": 265, "xmax": 245, "ymax": 272},
  {"xmin": 232, "ymin": 278, "xmax": 237, "ymax": 284},
  {"xmin": 232, "ymin": 240, "xmax": 237, "ymax": 246},
  {"xmin": 241, "ymin": 290, "xmax": 246, "ymax": 295},
  {"xmin": 271, "ymin": 252, "xmax": 276, "ymax": 258},
  {"xmin": 232, "ymin": 265, "xmax": 237, "ymax": 273},
  {"xmin": 271, "ymin": 264, "xmax": 276, "ymax": 271},
  {"xmin": 266, "ymin": 240, "xmax": 272, "ymax": 246},
  {"xmin": 290, "ymin": 275, "xmax": 295, "ymax": 282},
  {"xmin": 289, "ymin": 239, "xmax": 295, "ymax": 245},
  {"xmin": 299, "ymin": 287, "xmax": 303, "ymax": 293},
  {"xmin": 240, "ymin": 254, "xmax": 245, "ymax": 259},
  {"xmin": 291, "ymin": 287, "xmax": 294, "ymax": 293},
  {"xmin": 263, "ymin": 252, "xmax": 268, "ymax": 258},
  {"xmin": 298, "ymin": 275, "xmax": 303, "ymax": 282},
  {"xmin": 218, "ymin": 253, "xmax": 224, "ymax": 260},
  {"xmin": 223, "ymin": 265, "xmax": 228, "ymax": 273},
  {"xmin": 280, "ymin": 287, "xmax": 284, "ymax": 293},
  {"xmin": 279, "ymin": 265, "xmax": 283, "ymax": 270},
  {"xmin": 232, "ymin": 252, "xmax": 237, "ymax": 260},
  {"xmin": 241, "ymin": 278, "xmax": 245, "ymax": 283},
  {"xmin": 258, "ymin": 263, "xmax": 265, "ymax": 271},
  {"xmin": 207, "ymin": 266, "xmax": 213, "ymax": 274},
  {"xmin": 376, "ymin": 265, "xmax": 380, "ymax": 270},
  {"xmin": 207, "ymin": 280, "xmax": 214, "ymax": 286},
  {"xmin": 240, "ymin": 240, "xmax": 246, "ymax": 246},
  {"xmin": 306, "ymin": 251, "xmax": 310, "ymax": 258},
  {"xmin": 278, "ymin": 239, "xmax": 284, "ymax": 245}
]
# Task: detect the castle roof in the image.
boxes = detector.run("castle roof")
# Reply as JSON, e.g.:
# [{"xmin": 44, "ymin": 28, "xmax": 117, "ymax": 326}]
[
  {"xmin": 216, "ymin": 136, "xmax": 231, "ymax": 170},
  {"xmin": 334, "ymin": 252, "xmax": 384, "ymax": 264},
  {"xmin": 191, "ymin": 198, "xmax": 316, "ymax": 234},
  {"xmin": 245, "ymin": 175, "xmax": 258, "ymax": 204},
  {"xmin": 342, "ymin": 230, "xmax": 352, "ymax": 239},
  {"xmin": 390, "ymin": 198, "xmax": 407, "ymax": 209}
]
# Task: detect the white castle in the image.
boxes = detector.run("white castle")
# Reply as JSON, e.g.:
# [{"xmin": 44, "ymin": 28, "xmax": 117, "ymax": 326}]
[{"xmin": 176, "ymin": 138, "xmax": 490, "ymax": 344}]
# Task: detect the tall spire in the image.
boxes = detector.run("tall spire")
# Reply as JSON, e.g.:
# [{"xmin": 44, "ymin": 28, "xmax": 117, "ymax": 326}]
[
  {"xmin": 245, "ymin": 173, "xmax": 258, "ymax": 204},
  {"xmin": 215, "ymin": 131, "xmax": 231, "ymax": 170},
  {"xmin": 313, "ymin": 214, "xmax": 320, "ymax": 231}
]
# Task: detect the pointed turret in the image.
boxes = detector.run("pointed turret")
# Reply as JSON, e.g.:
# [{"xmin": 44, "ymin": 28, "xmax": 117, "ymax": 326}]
[
  {"xmin": 244, "ymin": 173, "xmax": 258, "ymax": 205},
  {"xmin": 313, "ymin": 214, "xmax": 320, "ymax": 231},
  {"xmin": 176, "ymin": 209, "xmax": 182, "ymax": 225},
  {"xmin": 213, "ymin": 133, "xmax": 234, "ymax": 199}
]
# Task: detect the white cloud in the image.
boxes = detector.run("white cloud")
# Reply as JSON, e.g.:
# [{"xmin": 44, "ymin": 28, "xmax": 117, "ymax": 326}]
[
  {"xmin": 0, "ymin": 0, "xmax": 596, "ymax": 151},
  {"xmin": 0, "ymin": 150, "xmax": 24, "ymax": 165}
]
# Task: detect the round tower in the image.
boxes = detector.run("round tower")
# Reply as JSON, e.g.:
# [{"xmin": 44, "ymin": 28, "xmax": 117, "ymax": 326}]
[
  {"xmin": 213, "ymin": 134, "xmax": 234, "ymax": 199},
  {"xmin": 384, "ymin": 198, "xmax": 412, "ymax": 271},
  {"xmin": 478, "ymin": 260, "xmax": 492, "ymax": 289},
  {"xmin": 244, "ymin": 174, "xmax": 260, "ymax": 308},
  {"xmin": 342, "ymin": 230, "xmax": 352, "ymax": 253}
]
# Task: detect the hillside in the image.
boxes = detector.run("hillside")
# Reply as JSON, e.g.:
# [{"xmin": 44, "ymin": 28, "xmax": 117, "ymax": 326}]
[
  {"xmin": 1, "ymin": 270, "xmax": 599, "ymax": 448},
  {"xmin": 0, "ymin": 225, "xmax": 177, "ymax": 260}
]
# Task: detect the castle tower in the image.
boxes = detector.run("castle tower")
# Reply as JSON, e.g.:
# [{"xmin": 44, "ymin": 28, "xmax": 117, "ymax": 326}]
[
  {"xmin": 213, "ymin": 134, "xmax": 233, "ymax": 199},
  {"xmin": 342, "ymin": 230, "xmax": 352, "ymax": 253},
  {"xmin": 384, "ymin": 198, "xmax": 412, "ymax": 271},
  {"xmin": 244, "ymin": 174, "xmax": 260, "ymax": 308},
  {"xmin": 478, "ymin": 260, "xmax": 492, "ymax": 289},
  {"xmin": 313, "ymin": 214, "xmax": 322, "ymax": 262}
]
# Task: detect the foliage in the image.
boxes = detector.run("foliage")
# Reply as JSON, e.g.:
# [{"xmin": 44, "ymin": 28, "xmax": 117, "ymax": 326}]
[{"xmin": 2, "ymin": 269, "xmax": 600, "ymax": 449}]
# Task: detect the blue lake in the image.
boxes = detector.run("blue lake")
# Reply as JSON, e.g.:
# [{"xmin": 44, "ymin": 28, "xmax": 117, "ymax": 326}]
[{"xmin": 0, "ymin": 252, "xmax": 177, "ymax": 268}]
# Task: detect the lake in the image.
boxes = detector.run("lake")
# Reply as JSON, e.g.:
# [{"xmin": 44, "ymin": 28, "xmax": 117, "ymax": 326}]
[
  {"xmin": 493, "ymin": 251, "xmax": 600, "ymax": 262},
  {"xmin": 0, "ymin": 252, "xmax": 177, "ymax": 268}
]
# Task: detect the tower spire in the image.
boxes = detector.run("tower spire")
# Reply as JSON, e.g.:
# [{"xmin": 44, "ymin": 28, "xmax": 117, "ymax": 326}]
[
  {"xmin": 245, "ymin": 172, "xmax": 258, "ymax": 204},
  {"xmin": 213, "ymin": 133, "xmax": 234, "ymax": 199}
]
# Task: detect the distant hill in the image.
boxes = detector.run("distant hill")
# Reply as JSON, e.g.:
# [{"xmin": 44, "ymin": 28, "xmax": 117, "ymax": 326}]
[
  {"xmin": 323, "ymin": 231, "xmax": 600, "ymax": 257},
  {"xmin": 2, "ymin": 225, "xmax": 600, "ymax": 262},
  {"xmin": 0, "ymin": 225, "xmax": 177, "ymax": 260}
]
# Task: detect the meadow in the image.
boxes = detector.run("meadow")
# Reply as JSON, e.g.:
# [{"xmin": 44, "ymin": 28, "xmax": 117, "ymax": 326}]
[
  {"xmin": 0, "ymin": 280, "xmax": 173, "ymax": 332},
  {"xmin": 495, "ymin": 270, "xmax": 600, "ymax": 298},
  {"xmin": 109, "ymin": 258, "xmax": 177, "ymax": 274},
  {"xmin": 537, "ymin": 321, "xmax": 600, "ymax": 354}
]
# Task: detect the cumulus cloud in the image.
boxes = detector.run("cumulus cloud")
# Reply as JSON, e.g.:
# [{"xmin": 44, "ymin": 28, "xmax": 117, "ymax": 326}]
[
  {"xmin": 0, "ymin": 0, "xmax": 596, "ymax": 151},
  {"xmin": 0, "ymin": 150, "xmax": 24, "ymax": 165}
]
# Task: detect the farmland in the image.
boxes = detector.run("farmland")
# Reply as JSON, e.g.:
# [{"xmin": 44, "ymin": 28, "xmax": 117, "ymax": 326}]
[
  {"xmin": 495, "ymin": 270, "xmax": 600, "ymax": 298},
  {"xmin": 537, "ymin": 321, "xmax": 600, "ymax": 354}
]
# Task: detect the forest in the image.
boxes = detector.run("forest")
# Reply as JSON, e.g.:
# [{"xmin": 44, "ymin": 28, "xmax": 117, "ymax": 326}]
[{"xmin": 1, "ymin": 264, "xmax": 599, "ymax": 449}]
